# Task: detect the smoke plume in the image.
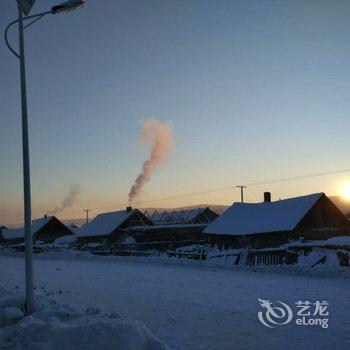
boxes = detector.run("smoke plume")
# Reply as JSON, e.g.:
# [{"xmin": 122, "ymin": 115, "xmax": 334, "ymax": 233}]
[
  {"xmin": 47, "ymin": 185, "xmax": 80, "ymax": 215},
  {"xmin": 129, "ymin": 117, "xmax": 173, "ymax": 204}
]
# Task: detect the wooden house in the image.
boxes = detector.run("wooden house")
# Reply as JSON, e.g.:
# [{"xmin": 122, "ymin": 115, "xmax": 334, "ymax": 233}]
[
  {"xmin": 76, "ymin": 207, "xmax": 152, "ymax": 245},
  {"xmin": 2, "ymin": 216, "xmax": 73, "ymax": 245},
  {"xmin": 128, "ymin": 207, "xmax": 219, "ymax": 250},
  {"xmin": 129, "ymin": 225, "xmax": 208, "ymax": 251},
  {"xmin": 204, "ymin": 193, "xmax": 350, "ymax": 249}
]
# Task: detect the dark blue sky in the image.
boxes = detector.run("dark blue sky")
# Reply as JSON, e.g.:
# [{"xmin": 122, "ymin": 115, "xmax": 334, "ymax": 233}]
[{"xmin": 2, "ymin": 0, "xmax": 350, "ymax": 225}]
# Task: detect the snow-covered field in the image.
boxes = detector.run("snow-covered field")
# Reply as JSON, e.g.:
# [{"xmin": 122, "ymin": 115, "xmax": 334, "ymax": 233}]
[{"xmin": 0, "ymin": 251, "xmax": 349, "ymax": 349}]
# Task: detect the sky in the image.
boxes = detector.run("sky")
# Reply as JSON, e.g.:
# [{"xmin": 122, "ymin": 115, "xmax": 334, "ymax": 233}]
[{"xmin": 1, "ymin": 0, "xmax": 350, "ymax": 226}]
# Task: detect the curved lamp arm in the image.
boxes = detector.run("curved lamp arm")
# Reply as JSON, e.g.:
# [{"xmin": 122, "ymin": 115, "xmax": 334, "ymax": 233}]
[
  {"xmin": 4, "ymin": 19, "xmax": 20, "ymax": 59},
  {"xmin": 4, "ymin": 10, "xmax": 52, "ymax": 59}
]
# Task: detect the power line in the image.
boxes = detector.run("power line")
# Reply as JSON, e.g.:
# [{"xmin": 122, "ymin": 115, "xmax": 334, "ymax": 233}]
[
  {"xmin": 130, "ymin": 167, "xmax": 350, "ymax": 206},
  {"xmin": 245, "ymin": 168, "xmax": 350, "ymax": 186},
  {"xmin": 245, "ymin": 187, "xmax": 261, "ymax": 200},
  {"xmin": 57, "ymin": 167, "xmax": 350, "ymax": 216},
  {"xmin": 55, "ymin": 203, "xmax": 127, "ymax": 216}
]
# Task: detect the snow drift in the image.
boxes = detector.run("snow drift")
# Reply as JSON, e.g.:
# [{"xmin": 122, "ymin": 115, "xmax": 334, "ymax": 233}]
[{"xmin": 0, "ymin": 288, "xmax": 167, "ymax": 350}]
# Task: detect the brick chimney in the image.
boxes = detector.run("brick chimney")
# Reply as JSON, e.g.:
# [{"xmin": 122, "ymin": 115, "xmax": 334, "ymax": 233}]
[{"xmin": 264, "ymin": 192, "xmax": 271, "ymax": 203}]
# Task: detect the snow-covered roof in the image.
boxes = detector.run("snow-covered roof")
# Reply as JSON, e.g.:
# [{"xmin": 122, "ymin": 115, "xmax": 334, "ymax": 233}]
[
  {"xmin": 149, "ymin": 208, "xmax": 208, "ymax": 225},
  {"xmin": 76, "ymin": 209, "xmax": 137, "ymax": 237},
  {"xmin": 204, "ymin": 193, "xmax": 323, "ymax": 236},
  {"xmin": 2, "ymin": 216, "xmax": 53, "ymax": 240}
]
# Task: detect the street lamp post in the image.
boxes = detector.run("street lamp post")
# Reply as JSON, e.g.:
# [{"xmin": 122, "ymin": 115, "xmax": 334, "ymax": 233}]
[
  {"xmin": 5, "ymin": 0, "xmax": 85, "ymax": 314},
  {"xmin": 17, "ymin": 1, "xmax": 34, "ymax": 314}
]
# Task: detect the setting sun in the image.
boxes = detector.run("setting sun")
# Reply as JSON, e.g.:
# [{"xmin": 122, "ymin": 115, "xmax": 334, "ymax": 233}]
[{"xmin": 341, "ymin": 184, "xmax": 350, "ymax": 201}]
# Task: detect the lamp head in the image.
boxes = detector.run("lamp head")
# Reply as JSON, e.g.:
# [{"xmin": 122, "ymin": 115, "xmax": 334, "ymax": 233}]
[{"xmin": 51, "ymin": 0, "xmax": 85, "ymax": 14}]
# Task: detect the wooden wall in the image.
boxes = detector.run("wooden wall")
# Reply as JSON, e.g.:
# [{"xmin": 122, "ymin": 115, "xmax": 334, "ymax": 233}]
[
  {"xmin": 296, "ymin": 194, "xmax": 350, "ymax": 231},
  {"xmin": 35, "ymin": 217, "xmax": 72, "ymax": 243},
  {"xmin": 207, "ymin": 232, "xmax": 290, "ymax": 250},
  {"xmin": 129, "ymin": 226, "xmax": 207, "ymax": 251}
]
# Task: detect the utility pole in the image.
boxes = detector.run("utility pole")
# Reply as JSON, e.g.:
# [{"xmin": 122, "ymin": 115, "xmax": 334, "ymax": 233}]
[
  {"xmin": 84, "ymin": 209, "xmax": 90, "ymax": 224},
  {"xmin": 236, "ymin": 185, "xmax": 247, "ymax": 203}
]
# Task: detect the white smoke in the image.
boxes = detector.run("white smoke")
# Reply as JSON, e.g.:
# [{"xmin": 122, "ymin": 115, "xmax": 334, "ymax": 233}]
[
  {"xmin": 128, "ymin": 117, "xmax": 173, "ymax": 204},
  {"xmin": 47, "ymin": 185, "xmax": 80, "ymax": 215}
]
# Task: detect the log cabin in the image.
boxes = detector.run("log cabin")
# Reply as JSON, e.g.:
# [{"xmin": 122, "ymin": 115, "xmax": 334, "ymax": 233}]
[
  {"xmin": 1, "ymin": 216, "xmax": 73, "ymax": 245},
  {"xmin": 76, "ymin": 207, "xmax": 152, "ymax": 245},
  {"xmin": 204, "ymin": 192, "xmax": 350, "ymax": 249}
]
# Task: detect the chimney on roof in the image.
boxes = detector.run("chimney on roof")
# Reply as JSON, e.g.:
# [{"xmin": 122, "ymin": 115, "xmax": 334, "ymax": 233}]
[
  {"xmin": 126, "ymin": 206, "xmax": 132, "ymax": 213},
  {"xmin": 264, "ymin": 192, "xmax": 271, "ymax": 203}
]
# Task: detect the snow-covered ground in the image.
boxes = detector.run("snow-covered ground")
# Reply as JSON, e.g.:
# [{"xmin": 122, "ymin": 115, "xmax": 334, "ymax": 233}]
[
  {"xmin": 0, "ymin": 251, "xmax": 349, "ymax": 349},
  {"xmin": 0, "ymin": 287, "xmax": 166, "ymax": 350}
]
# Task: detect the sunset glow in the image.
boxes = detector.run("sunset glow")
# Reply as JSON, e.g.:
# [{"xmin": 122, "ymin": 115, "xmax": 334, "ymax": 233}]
[{"xmin": 341, "ymin": 184, "xmax": 350, "ymax": 201}]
